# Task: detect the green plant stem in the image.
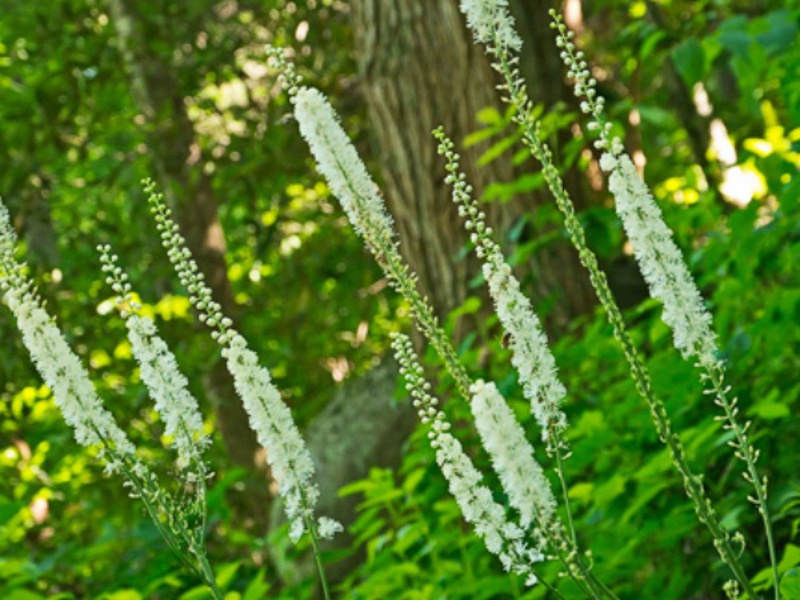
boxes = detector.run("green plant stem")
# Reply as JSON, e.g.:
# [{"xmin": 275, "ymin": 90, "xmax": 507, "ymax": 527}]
[
  {"xmin": 552, "ymin": 439, "xmax": 606, "ymax": 599},
  {"xmin": 90, "ymin": 426, "xmax": 221, "ymax": 598},
  {"xmin": 553, "ymin": 441, "xmax": 578, "ymax": 550},
  {"xmin": 327, "ymin": 92, "xmax": 614, "ymax": 600},
  {"xmin": 492, "ymin": 48, "xmax": 759, "ymax": 600},
  {"xmin": 539, "ymin": 576, "xmax": 568, "ymax": 600},
  {"xmin": 305, "ymin": 515, "xmax": 332, "ymax": 600},
  {"xmin": 704, "ymin": 361, "xmax": 779, "ymax": 599},
  {"xmin": 195, "ymin": 549, "xmax": 225, "ymax": 600}
]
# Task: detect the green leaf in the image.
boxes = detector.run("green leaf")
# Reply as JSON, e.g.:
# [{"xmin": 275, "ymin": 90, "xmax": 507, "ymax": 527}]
[
  {"xmin": 781, "ymin": 568, "xmax": 800, "ymax": 599},
  {"xmin": 99, "ymin": 592, "xmax": 142, "ymax": 600},
  {"xmin": 215, "ymin": 562, "xmax": 240, "ymax": 591},
  {"xmin": 749, "ymin": 389, "xmax": 790, "ymax": 420},
  {"xmin": 242, "ymin": 570, "xmax": 270, "ymax": 600},
  {"xmin": 4, "ymin": 591, "xmax": 47, "ymax": 600},
  {"xmin": 640, "ymin": 30, "xmax": 667, "ymax": 62},
  {"xmin": 594, "ymin": 474, "xmax": 627, "ymax": 508},
  {"xmin": 178, "ymin": 586, "xmax": 213, "ymax": 600},
  {"xmin": 477, "ymin": 133, "xmax": 519, "ymax": 166},
  {"xmin": 671, "ymin": 38, "xmax": 705, "ymax": 87},
  {"xmin": 475, "ymin": 106, "xmax": 501, "ymax": 125}
]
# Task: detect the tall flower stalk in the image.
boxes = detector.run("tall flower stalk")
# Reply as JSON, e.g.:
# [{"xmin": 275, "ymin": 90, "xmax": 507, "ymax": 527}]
[
  {"xmin": 266, "ymin": 48, "xmax": 472, "ymax": 400},
  {"xmin": 0, "ymin": 201, "xmax": 224, "ymax": 599},
  {"xmin": 456, "ymin": 1, "xmax": 758, "ymax": 597},
  {"xmin": 434, "ymin": 128, "xmax": 618, "ymax": 599},
  {"xmin": 550, "ymin": 12, "xmax": 778, "ymax": 596},
  {"xmin": 99, "ymin": 245, "xmax": 210, "ymax": 476},
  {"xmin": 141, "ymin": 179, "xmax": 341, "ymax": 598}
]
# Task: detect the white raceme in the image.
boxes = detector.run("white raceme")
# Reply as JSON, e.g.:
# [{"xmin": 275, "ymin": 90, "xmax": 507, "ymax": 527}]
[
  {"xmin": 391, "ymin": 334, "xmax": 543, "ymax": 587},
  {"xmin": 437, "ymin": 131, "xmax": 568, "ymax": 442},
  {"xmin": 549, "ymin": 17, "xmax": 718, "ymax": 365},
  {"xmin": 459, "ymin": 0, "xmax": 522, "ymax": 51},
  {"xmin": 470, "ymin": 380, "xmax": 556, "ymax": 534},
  {"xmin": 483, "ymin": 255, "xmax": 567, "ymax": 439},
  {"xmin": 222, "ymin": 333, "xmax": 338, "ymax": 542},
  {"xmin": 5, "ymin": 290, "xmax": 137, "ymax": 462},
  {"xmin": 436, "ymin": 430, "xmax": 543, "ymax": 586},
  {"xmin": 126, "ymin": 314, "xmax": 208, "ymax": 471},
  {"xmin": 0, "ymin": 204, "xmax": 135, "ymax": 468},
  {"xmin": 601, "ymin": 153, "xmax": 717, "ymax": 363},
  {"xmin": 292, "ymin": 87, "xmax": 393, "ymax": 244}
]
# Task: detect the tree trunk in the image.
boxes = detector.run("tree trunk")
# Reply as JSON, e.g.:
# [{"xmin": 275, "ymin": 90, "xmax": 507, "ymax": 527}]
[
  {"xmin": 106, "ymin": 0, "xmax": 270, "ymax": 528},
  {"xmin": 350, "ymin": 0, "xmax": 597, "ymax": 337}
]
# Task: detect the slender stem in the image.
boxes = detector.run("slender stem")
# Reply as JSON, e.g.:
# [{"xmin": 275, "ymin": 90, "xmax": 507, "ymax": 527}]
[
  {"xmin": 546, "ymin": 527, "xmax": 595, "ymax": 599},
  {"xmin": 553, "ymin": 442, "xmax": 578, "ymax": 550},
  {"xmin": 305, "ymin": 515, "xmax": 332, "ymax": 600},
  {"xmin": 551, "ymin": 440, "xmax": 605, "ymax": 599},
  {"xmin": 587, "ymin": 570, "xmax": 621, "ymax": 600},
  {"xmin": 195, "ymin": 549, "xmax": 225, "ymax": 600},
  {"xmin": 539, "ymin": 573, "xmax": 568, "ymax": 600},
  {"xmin": 705, "ymin": 362, "xmax": 778, "ymax": 599}
]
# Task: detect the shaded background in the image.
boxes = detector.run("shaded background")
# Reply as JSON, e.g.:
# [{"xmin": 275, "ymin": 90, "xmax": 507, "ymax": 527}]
[{"xmin": 1, "ymin": 0, "xmax": 799, "ymax": 598}]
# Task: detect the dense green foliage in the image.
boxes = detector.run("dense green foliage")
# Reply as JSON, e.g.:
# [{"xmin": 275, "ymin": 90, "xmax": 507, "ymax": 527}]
[{"xmin": 1, "ymin": 0, "xmax": 799, "ymax": 598}]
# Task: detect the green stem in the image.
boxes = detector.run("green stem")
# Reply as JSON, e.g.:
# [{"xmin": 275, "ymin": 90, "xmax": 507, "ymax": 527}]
[
  {"xmin": 552, "ymin": 439, "xmax": 604, "ymax": 599},
  {"xmin": 195, "ymin": 549, "xmax": 225, "ymax": 600},
  {"xmin": 553, "ymin": 441, "xmax": 578, "ymax": 550},
  {"xmin": 705, "ymin": 362, "xmax": 778, "ymax": 599},
  {"xmin": 305, "ymin": 515, "xmax": 332, "ymax": 600},
  {"xmin": 547, "ymin": 526, "xmax": 595, "ymax": 599}
]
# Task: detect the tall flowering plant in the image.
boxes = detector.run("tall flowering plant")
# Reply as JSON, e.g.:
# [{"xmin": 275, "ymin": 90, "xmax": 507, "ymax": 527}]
[
  {"xmin": 451, "ymin": 1, "xmax": 773, "ymax": 597},
  {"xmin": 0, "ymin": 201, "xmax": 224, "ymax": 598},
  {"xmin": 1, "ymin": 183, "xmax": 343, "ymax": 598}
]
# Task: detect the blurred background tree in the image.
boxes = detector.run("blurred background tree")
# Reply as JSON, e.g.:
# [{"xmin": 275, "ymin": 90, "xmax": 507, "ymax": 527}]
[{"xmin": 1, "ymin": 0, "xmax": 798, "ymax": 598}]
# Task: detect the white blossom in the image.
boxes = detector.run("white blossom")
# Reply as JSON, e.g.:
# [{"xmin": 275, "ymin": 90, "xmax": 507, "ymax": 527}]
[
  {"xmin": 292, "ymin": 87, "xmax": 394, "ymax": 244},
  {"xmin": 126, "ymin": 314, "xmax": 208, "ymax": 470},
  {"xmin": 0, "ymin": 291, "xmax": 135, "ymax": 464},
  {"xmin": 0, "ymin": 204, "xmax": 135, "ymax": 465},
  {"xmin": 436, "ymin": 431, "xmax": 543, "ymax": 584},
  {"xmin": 222, "ymin": 332, "xmax": 340, "ymax": 543},
  {"xmin": 391, "ymin": 333, "xmax": 543, "ymax": 586},
  {"xmin": 483, "ymin": 255, "xmax": 567, "ymax": 438},
  {"xmin": 601, "ymin": 153, "xmax": 717, "ymax": 363},
  {"xmin": 470, "ymin": 380, "xmax": 556, "ymax": 535},
  {"xmin": 317, "ymin": 516, "xmax": 344, "ymax": 540},
  {"xmin": 459, "ymin": 0, "xmax": 522, "ymax": 52}
]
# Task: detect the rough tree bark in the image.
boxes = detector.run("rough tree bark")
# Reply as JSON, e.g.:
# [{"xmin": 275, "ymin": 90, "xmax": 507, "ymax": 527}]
[
  {"xmin": 106, "ymin": 0, "xmax": 270, "ymax": 527},
  {"xmin": 350, "ymin": 0, "xmax": 597, "ymax": 337}
]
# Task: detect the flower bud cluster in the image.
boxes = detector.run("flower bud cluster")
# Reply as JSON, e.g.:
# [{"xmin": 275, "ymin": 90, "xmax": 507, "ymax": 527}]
[
  {"xmin": 549, "ymin": 10, "xmax": 623, "ymax": 155},
  {"xmin": 143, "ymin": 179, "xmax": 233, "ymax": 346},
  {"xmin": 391, "ymin": 333, "xmax": 543, "ymax": 587},
  {"xmin": 266, "ymin": 46, "xmax": 303, "ymax": 98}
]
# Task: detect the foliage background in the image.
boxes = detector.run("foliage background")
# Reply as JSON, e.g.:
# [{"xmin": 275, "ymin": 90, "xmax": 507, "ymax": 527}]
[{"xmin": 0, "ymin": 0, "xmax": 798, "ymax": 598}]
